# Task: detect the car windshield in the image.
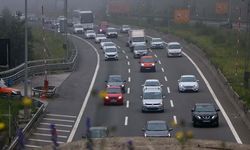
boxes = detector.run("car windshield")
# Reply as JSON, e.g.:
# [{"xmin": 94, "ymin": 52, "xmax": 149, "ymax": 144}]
[
  {"xmin": 152, "ymin": 38, "xmax": 162, "ymax": 42},
  {"xmin": 109, "ymin": 76, "xmax": 122, "ymax": 82},
  {"xmin": 195, "ymin": 105, "xmax": 216, "ymax": 112},
  {"xmin": 168, "ymin": 44, "xmax": 181, "ymax": 49},
  {"xmin": 134, "ymin": 45, "xmax": 146, "ymax": 50},
  {"xmin": 143, "ymin": 92, "xmax": 162, "ymax": 99},
  {"xmin": 105, "ymin": 48, "xmax": 117, "ymax": 52},
  {"xmin": 108, "ymin": 28, "xmax": 116, "ymax": 32},
  {"xmin": 107, "ymin": 88, "xmax": 121, "ymax": 94},
  {"xmin": 90, "ymin": 129, "xmax": 107, "ymax": 138},
  {"xmin": 87, "ymin": 30, "xmax": 95, "ymax": 33},
  {"xmin": 145, "ymin": 81, "xmax": 160, "ymax": 86},
  {"xmin": 133, "ymin": 37, "xmax": 145, "ymax": 42},
  {"xmin": 141, "ymin": 58, "xmax": 154, "ymax": 63},
  {"xmin": 74, "ymin": 24, "xmax": 82, "ymax": 28},
  {"xmin": 97, "ymin": 34, "xmax": 105, "ymax": 37},
  {"xmin": 122, "ymin": 25, "xmax": 129, "ymax": 28},
  {"xmin": 104, "ymin": 42, "xmax": 115, "ymax": 46},
  {"xmin": 180, "ymin": 76, "xmax": 196, "ymax": 82},
  {"xmin": 147, "ymin": 122, "xmax": 167, "ymax": 131}
]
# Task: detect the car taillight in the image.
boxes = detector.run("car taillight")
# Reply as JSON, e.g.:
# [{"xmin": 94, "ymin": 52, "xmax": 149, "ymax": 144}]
[
  {"xmin": 105, "ymin": 96, "xmax": 109, "ymax": 99},
  {"xmin": 118, "ymin": 96, "xmax": 122, "ymax": 99}
]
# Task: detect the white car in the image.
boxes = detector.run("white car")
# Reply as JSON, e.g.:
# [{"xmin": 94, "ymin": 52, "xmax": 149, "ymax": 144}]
[
  {"xmin": 100, "ymin": 39, "xmax": 112, "ymax": 49},
  {"xmin": 142, "ymin": 79, "xmax": 163, "ymax": 92},
  {"xmin": 106, "ymin": 27, "xmax": 118, "ymax": 38},
  {"xmin": 178, "ymin": 75, "xmax": 199, "ymax": 92},
  {"xmin": 120, "ymin": 25, "xmax": 131, "ymax": 33},
  {"xmin": 102, "ymin": 42, "xmax": 116, "ymax": 51},
  {"xmin": 150, "ymin": 38, "xmax": 165, "ymax": 49},
  {"xmin": 167, "ymin": 42, "xmax": 182, "ymax": 57},
  {"xmin": 73, "ymin": 23, "xmax": 84, "ymax": 34},
  {"xmin": 104, "ymin": 47, "xmax": 118, "ymax": 60},
  {"xmin": 84, "ymin": 30, "xmax": 96, "ymax": 39},
  {"xmin": 95, "ymin": 34, "xmax": 106, "ymax": 43}
]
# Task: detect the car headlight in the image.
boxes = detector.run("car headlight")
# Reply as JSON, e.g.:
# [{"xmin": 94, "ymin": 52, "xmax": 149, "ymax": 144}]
[
  {"xmin": 195, "ymin": 115, "xmax": 201, "ymax": 119},
  {"xmin": 118, "ymin": 96, "xmax": 122, "ymax": 99},
  {"xmin": 105, "ymin": 96, "xmax": 109, "ymax": 99},
  {"xmin": 121, "ymin": 84, "xmax": 124, "ymax": 87},
  {"xmin": 212, "ymin": 115, "xmax": 217, "ymax": 119},
  {"xmin": 144, "ymin": 133, "xmax": 147, "ymax": 137},
  {"xmin": 179, "ymin": 84, "xmax": 184, "ymax": 87},
  {"xmin": 141, "ymin": 63, "xmax": 144, "ymax": 66}
]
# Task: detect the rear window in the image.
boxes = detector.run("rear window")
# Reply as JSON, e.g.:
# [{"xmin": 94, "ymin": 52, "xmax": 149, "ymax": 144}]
[{"xmin": 107, "ymin": 88, "xmax": 121, "ymax": 94}]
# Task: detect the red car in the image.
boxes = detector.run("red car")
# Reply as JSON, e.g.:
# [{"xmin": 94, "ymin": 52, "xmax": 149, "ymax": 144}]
[
  {"xmin": 98, "ymin": 21, "xmax": 109, "ymax": 34},
  {"xmin": 139, "ymin": 55, "xmax": 157, "ymax": 72},
  {"xmin": 104, "ymin": 86, "xmax": 124, "ymax": 105}
]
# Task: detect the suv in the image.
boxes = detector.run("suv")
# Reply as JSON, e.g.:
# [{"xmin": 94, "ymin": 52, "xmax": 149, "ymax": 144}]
[
  {"xmin": 104, "ymin": 47, "xmax": 118, "ymax": 60},
  {"xmin": 104, "ymin": 86, "xmax": 124, "ymax": 105},
  {"xmin": 141, "ymin": 87, "xmax": 165, "ymax": 112},
  {"xmin": 106, "ymin": 27, "xmax": 118, "ymax": 38},
  {"xmin": 191, "ymin": 103, "xmax": 220, "ymax": 127},
  {"xmin": 105, "ymin": 75, "xmax": 126, "ymax": 93},
  {"xmin": 139, "ymin": 56, "xmax": 157, "ymax": 72},
  {"xmin": 73, "ymin": 23, "xmax": 84, "ymax": 34},
  {"xmin": 133, "ymin": 44, "xmax": 148, "ymax": 58},
  {"xmin": 167, "ymin": 42, "xmax": 182, "ymax": 57}
]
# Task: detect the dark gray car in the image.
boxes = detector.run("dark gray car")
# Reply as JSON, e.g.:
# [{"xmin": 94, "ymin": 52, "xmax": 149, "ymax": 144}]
[
  {"xmin": 83, "ymin": 126, "xmax": 109, "ymax": 139},
  {"xmin": 105, "ymin": 75, "xmax": 126, "ymax": 93},
  {"xmin": 143, "ymin": 120, "xmax": 173, "ymax": 137}
]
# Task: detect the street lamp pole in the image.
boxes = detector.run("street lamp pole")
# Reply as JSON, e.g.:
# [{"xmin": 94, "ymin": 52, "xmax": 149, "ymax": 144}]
[{"xmin": 24, "ymin": 0, "xmax": 28, "ymax": 97}]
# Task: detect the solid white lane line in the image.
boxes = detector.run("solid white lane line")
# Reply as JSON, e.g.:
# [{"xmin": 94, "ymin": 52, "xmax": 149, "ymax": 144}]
[
  {"xmin": 183, "ymin": 51, "xmax": 242, "ymax": 144},
  {"xmin": 40, "ymin": 123, "xmax": 72, "ymax": 128},
  {"xmin": 170, "ymin": 100, "xmax": 174, "ymax": 107},
  {"xmin": 127, "ymin": 61, "xmax": 130, "ymax": 65},
  {"xmin": 46, "ymin": 114, "xmax": 76, "ymax": 118},
  {"xmin": 161, "ymin": 68, "xmax": 165, "ymax": 72},
  {"xmin": 36, "ymin": 128, "xmax": 70, "ymax": 133},
  {"xmin": 125, "ymin": 116, "xmax": 128, "ymax": 126},
  {"xmin": 29, "ymin": 139, "xmax": 64, "ymax": 144},
  {"xmin": 173, "ymin": 116, "xmax": 177, "ymax": 125},
  {"xmin": 127, "ymin": 88, "xmax": 130, "ymax": 94},
  {"xmin": 68, "ymin": 35, "xmax": 100, "ymax": 142},
  {"xmin": 167, "ymin": 87, "xmax": 170, "ymax": 93},
  {"xmin": 154, "ymin": 54, "xmax": 158, "ymax": 58},
  {"xmin": 164, "ymin": 76, "xmax": 168, "ymax": 82},
  {"xmin": 128, "ymin": 77, "xmax": 131, "ymax": 82},
  {"xmin": 33, "ymin": 133, "xmax": 67, "ymax": 139},
  {"xmin": 128, "ymin": 68, "xmax": 131, "ymax": 73},
  {"xmin": 25, "ymin": 145, "xmax": 42, "ymax": 148},
  {"xmin": 43, "ymin": 118, "xmax": 74, "ymax": 123},
  {"xmin": 158, "ymin": 60, "xmax": 161, "ymax": 64},
  {"xmin": 126, "ymin": 101, "xmax": 129, "ymax": 108},
  {"xmin": 126, "ymin": 55, "xmax": 129, "ymax": 59}
]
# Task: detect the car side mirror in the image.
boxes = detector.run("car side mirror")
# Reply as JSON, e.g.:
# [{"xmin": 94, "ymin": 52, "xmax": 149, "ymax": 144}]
[
  {"xmin": 105, "ymin": 81, "xmax": 107, "ymax": 83},
  {"xmin": 197, "ymin": 80, "xmax": 199, "ymax": 82},
  {"xmin": 191, "ymin": 108, "xmax": 194, "ymax": 112},
  {"xmin": 178, "ymin": 80, "xmax": 180, "ymax": 82},
  {"xmin": 216, "ymin": 108, "xmax": 220, "ymax": 112},
  {"xmin": 168, "ymin": 128, "xmax": 173, "ymax": 131},
  {"xmin": 162, "ymin": 95, "xmax": 166, "ymax": 99},
  {"xmin": 140, "ymin": 95, "xmax": 143, "ymax": 99},
  {"xmin": 142, "ymin": 128, "xmax": 145, "ymax": 131},
  {"xmin": 161, "ymin": 84, "xmax": 163, "ymax": 87}
]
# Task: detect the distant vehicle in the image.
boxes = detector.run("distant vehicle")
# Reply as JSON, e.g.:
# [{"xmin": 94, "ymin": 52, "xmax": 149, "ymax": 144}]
[
  {"xmin": 102, "ymin": 42, "xmax": 116, "ymax": 52},
  {"xmin": 141, "ymin": 87, "xmax": 165, "ymax": 112},
  {"xmin": 127, "ymin": 29, "xmax": 146, "ymax": 49},
  {"xmin": 167, "ymin": 42, "xmax": 182, "ymax": 57},
  {"xmin": 0, "ymin": 82, "xmax": 22, "ymax": 98},
  {"xmin": 139, "ymin": 56, "xmax": 157, "ymax": 72},
  {"xmin": 73, "ymin": 23, "xmax": 84, "ymax": 34},
  {"xmin": 105, "ymin": 75, "xmax": 126, "ymax": 93},
  {"xmin": 143, "ymin": 120, "xmax": 173, "ymax": 137},
  {"xmin": 150, "ymin": 38, "xmax": 165, "ymax": 49},
  {"xmin": 104, "ymin": 86, "xmax": 124, "ymax": 105},
  {"xmin": 98, "ymin": 21, "xmax": 109, "ymax": 34},
  {"xmin": 120, "ymin": 25, "xmax": 130, "ymax": 33},
  {"xmin": 100, "ymin": 39, "xmax": 112, "ymax": 49},
  {"xmin": 142, "ymin": 79, "xmax": 163, "ymax": 92},
  {"xmin": 104, "ymin": 47, "xmax": 119, "ymax": 60},
  {"xmin": 95, "ymin": 34, "xmax": 106, "ymax": 43},
  {"xmin": 83, "ymin": 126, "xmax": 109, "ymax": 139},
  {"xmin": 191, "ymin": 103, "xmax": 220, "ymax": 127},
  {"xmin": 133, "ymin": 44, "xmax": 148, "ymax": 58},
  {"xmin": 58, "ymin": 16, "xmax": 66, "ymax": 33},
  {"xmin": 178, "ymin": 75, "xmax": 199, "ymax": 92},
  {"xmin": 106, "ymin": 27, "xmax": 118, "ymax": 38},
  {"xmin": 84, "ymin": 30, "xmax": 96, "ymax": 39},
  {"xmin": 72, "ymin": 10, "xmax": 94, "ymax": 30}
]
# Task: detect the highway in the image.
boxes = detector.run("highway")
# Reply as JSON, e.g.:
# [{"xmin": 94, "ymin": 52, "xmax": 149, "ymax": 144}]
[{"xmin": 24, "ymin": 27, "xmax": 250, "ymax": 149}]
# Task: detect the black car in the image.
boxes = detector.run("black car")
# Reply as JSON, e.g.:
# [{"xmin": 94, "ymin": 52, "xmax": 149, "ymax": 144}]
[
  {"xmin": 191, "ymin": 103, "xmax": 220, "ymax": 127},
  {"xmin": 105, "ymin": 75, "xmax": 126, "ymax": 93},
  {"xmin": 142, "ymin": 120, "xmax": 173, "ymax": 137}
]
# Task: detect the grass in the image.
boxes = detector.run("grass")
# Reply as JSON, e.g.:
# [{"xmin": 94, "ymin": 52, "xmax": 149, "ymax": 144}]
[
  {"xmin": 30, "ymin": 26, "xmax": 66, "ymax": 60},
  {"xmin": 108, "ymin": 16, "xmax": 250, "ymax": 107}
]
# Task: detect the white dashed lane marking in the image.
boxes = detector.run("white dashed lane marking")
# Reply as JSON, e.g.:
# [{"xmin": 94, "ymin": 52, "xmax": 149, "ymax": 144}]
[
  {"xmin": 158, "ymin": 60, "xmax": 161, "ymax": 64},
  {"xmin": 161, "ymin": 68, "xmax": 165, "ymax": 72},
  {"xmin": 164, "ymin": 76, "xmax": 168, "ymax": 82},
  {"xmin": 167, "ymin": 87, "xmax": 170, "ymax": 93},
  {"xmin": 127, "ymin": 87, "xmax": 130, "ymax": 94},
  {"xmin": 154, "ymin": 54, "xmax": 158, "ymax": 58},
  {"xmin": 127, "ymin": 61, "xmax": 130, "ymax": 65},
  {"xmin": 128, "ymin": 69, "xmax": 131, "ymax": 73},
  {"xmin": 173, "ymin": 116, "xmax": 177, "ymax": 125},
  {"xmin": 126, "ymin": 101, "xmax": 129, "ymax": 108},
  {"xmin": 125, "ymin": 116, "xmax": 128, "ymax": 126},
  {"xmin": 126, "ymin": 55, "xmax": 129, "ymax": 59},
  {"xmin": 128, "ymin": 77, "xmax": 131, "ymax": 82},
  {"xmin": 170, "ymin": 100, "xmax": 174, "ymax": 107},
  {"xmin": 122, "ymin": 50, "xmax": 126, "ymax": 54}
]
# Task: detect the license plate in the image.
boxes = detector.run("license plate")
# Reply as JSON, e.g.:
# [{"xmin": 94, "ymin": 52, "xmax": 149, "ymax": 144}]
[{"xmin": 111, "ymin": 99, "xmax": 117, "ymax": 103}]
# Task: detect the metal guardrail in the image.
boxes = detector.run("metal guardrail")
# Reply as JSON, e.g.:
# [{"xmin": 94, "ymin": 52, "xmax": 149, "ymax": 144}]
[{"xmin": 8, "ymin": 99, "xmax": 47, "ymax": 150}]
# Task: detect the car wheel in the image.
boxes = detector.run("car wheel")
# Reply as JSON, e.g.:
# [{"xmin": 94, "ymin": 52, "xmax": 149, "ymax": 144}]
[
  {"xmin": 214, "ymin": 121, "xmax": 219, "ymax": 127},
  {"xmin": 193, "ymin": 122, "xmax": 197, "ymax": 127},
  {"xmin": 140, "ymin": 68, "xmax": 143, "ymax": 72}
]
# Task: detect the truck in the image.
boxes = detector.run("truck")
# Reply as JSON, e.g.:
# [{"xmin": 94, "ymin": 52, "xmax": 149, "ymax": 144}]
[{"xmin": 127, "ymin": 29, "xmax": 146, "ymax": 49}]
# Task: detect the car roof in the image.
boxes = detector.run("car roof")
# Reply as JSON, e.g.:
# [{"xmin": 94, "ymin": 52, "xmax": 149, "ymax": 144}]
[
  {"xmin": 141, "ymin": 55, "xmax": 153, "ymax": 59},
  {"xmin": 181, "ymin": 75, "xmax": 195, "ymax": 78},
  {"xmin": 152, "ymin": 38, "xmax": 162, "ymax": 40},
  {"xmin": 145, "ymin": 79, "xmax": 160, "ymax": 82},
  {"xmin": 109, "ymin": 75, "xmax": 121, "ymax": 78},
  {"xmin": 147, "ymin": 120, "xmax": 166, "ymax": 124},
  {"xmin": 168, "ymin": 42, "xmax": 180, "ymax": 45},
  {"xmin": 195, "ymin": 103, "xmax": 214, "ymax": 106}
]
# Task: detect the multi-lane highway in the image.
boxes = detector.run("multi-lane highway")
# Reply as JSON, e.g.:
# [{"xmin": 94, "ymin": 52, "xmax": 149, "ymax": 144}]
[{"xmin": 25, "ymin": 26, "xmax": 250, "ymax": 149}]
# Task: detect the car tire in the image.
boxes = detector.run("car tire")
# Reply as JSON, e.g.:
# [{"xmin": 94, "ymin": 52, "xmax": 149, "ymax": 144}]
[
  {"xmin": 214, "ymin": 121, "xmax": 219, "ymax": 127},
  {"xmin": 140, "ymin": 68, "xmax": 143, "ymax": 72},
  {"xmin": 193, "ymin": 122, "xmax": 197, "ymax": 127}
]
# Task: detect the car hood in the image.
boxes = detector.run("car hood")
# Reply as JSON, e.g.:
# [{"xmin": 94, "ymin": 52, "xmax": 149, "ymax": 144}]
[
  {"xmin": 107, "ymin": 32, "xmax": 117, "ymax": 34},
  {"xmin": 105, "ymin": 52, "xmax": 117, "ymax": 55},
  {"xmin": 74, "ymin": 28, "xmax": 83, "ymax": 30},
  {"xmin": 107, "ymin": 82, "xmax": 123, "ymax": 86},
  {"xmin": 143, "ymin": 99, "xmax": 162, "ymax": 104},
  {"xmin": 179, "ymin": 82, "xmax": 198, "ymax": 87},
  {"xmin": 107, "ymin": 93, "xmax": 122, "ymax": 97},
  {"xmin": 96, "ymin": 37, "xmax": 106, "ymax": 40},
  {"xmin": 145, "ymin": 130, "xmax": 170, "ymax": 137},
  {"xmin": 152, "ymin": 42, "xmax": 163, "ymax": 45},
  {"xmin": 193, "ymin": 112, "xmax": 217, "ymax": 116},
  {"xmin": 87, "ymin": 33, "xmax": 95, "ymax": 35},
  {"xmin": 168, "ymin": 48, "xmax": 181, "ymax": 52}
]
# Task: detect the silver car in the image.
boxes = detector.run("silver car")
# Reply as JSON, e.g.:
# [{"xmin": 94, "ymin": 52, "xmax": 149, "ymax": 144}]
[
  {"xmin": 95, "ymin": 34, "xmax": 106, "ymax": 43},
  {"xmin": 143, "ymin": 120, "xmax": 173, "ymax": 137},
  {"xmin": 84, "ymin": 30, "xmax": 96, "ymax": 39},
  {"xmin": 142, "ymin": 79, "xmax": 163, "ymax": 92},
  {"xmin": 150, "ymin": 38, "xmax": 165, "ymax": 49},
  {"xmin": 167, "ymin": 42, "xmax": 182, "ymax": 57},
  {"xmin": 104, "ymin": 47, "xmax": 118, "ymax": 60},
  {"xmin": 178, "ymin": 75, "xmax": 199, "ymax": 92}
]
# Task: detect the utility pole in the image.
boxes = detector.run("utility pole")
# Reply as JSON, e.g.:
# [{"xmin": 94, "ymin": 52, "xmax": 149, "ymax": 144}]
[
  {"xmin": 24, "ymin": 0, "xmax": 28, "ymax": 97},
  {"xmin": 64, "ymin": 0, "xmax": 68, "ymax": 61}
]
